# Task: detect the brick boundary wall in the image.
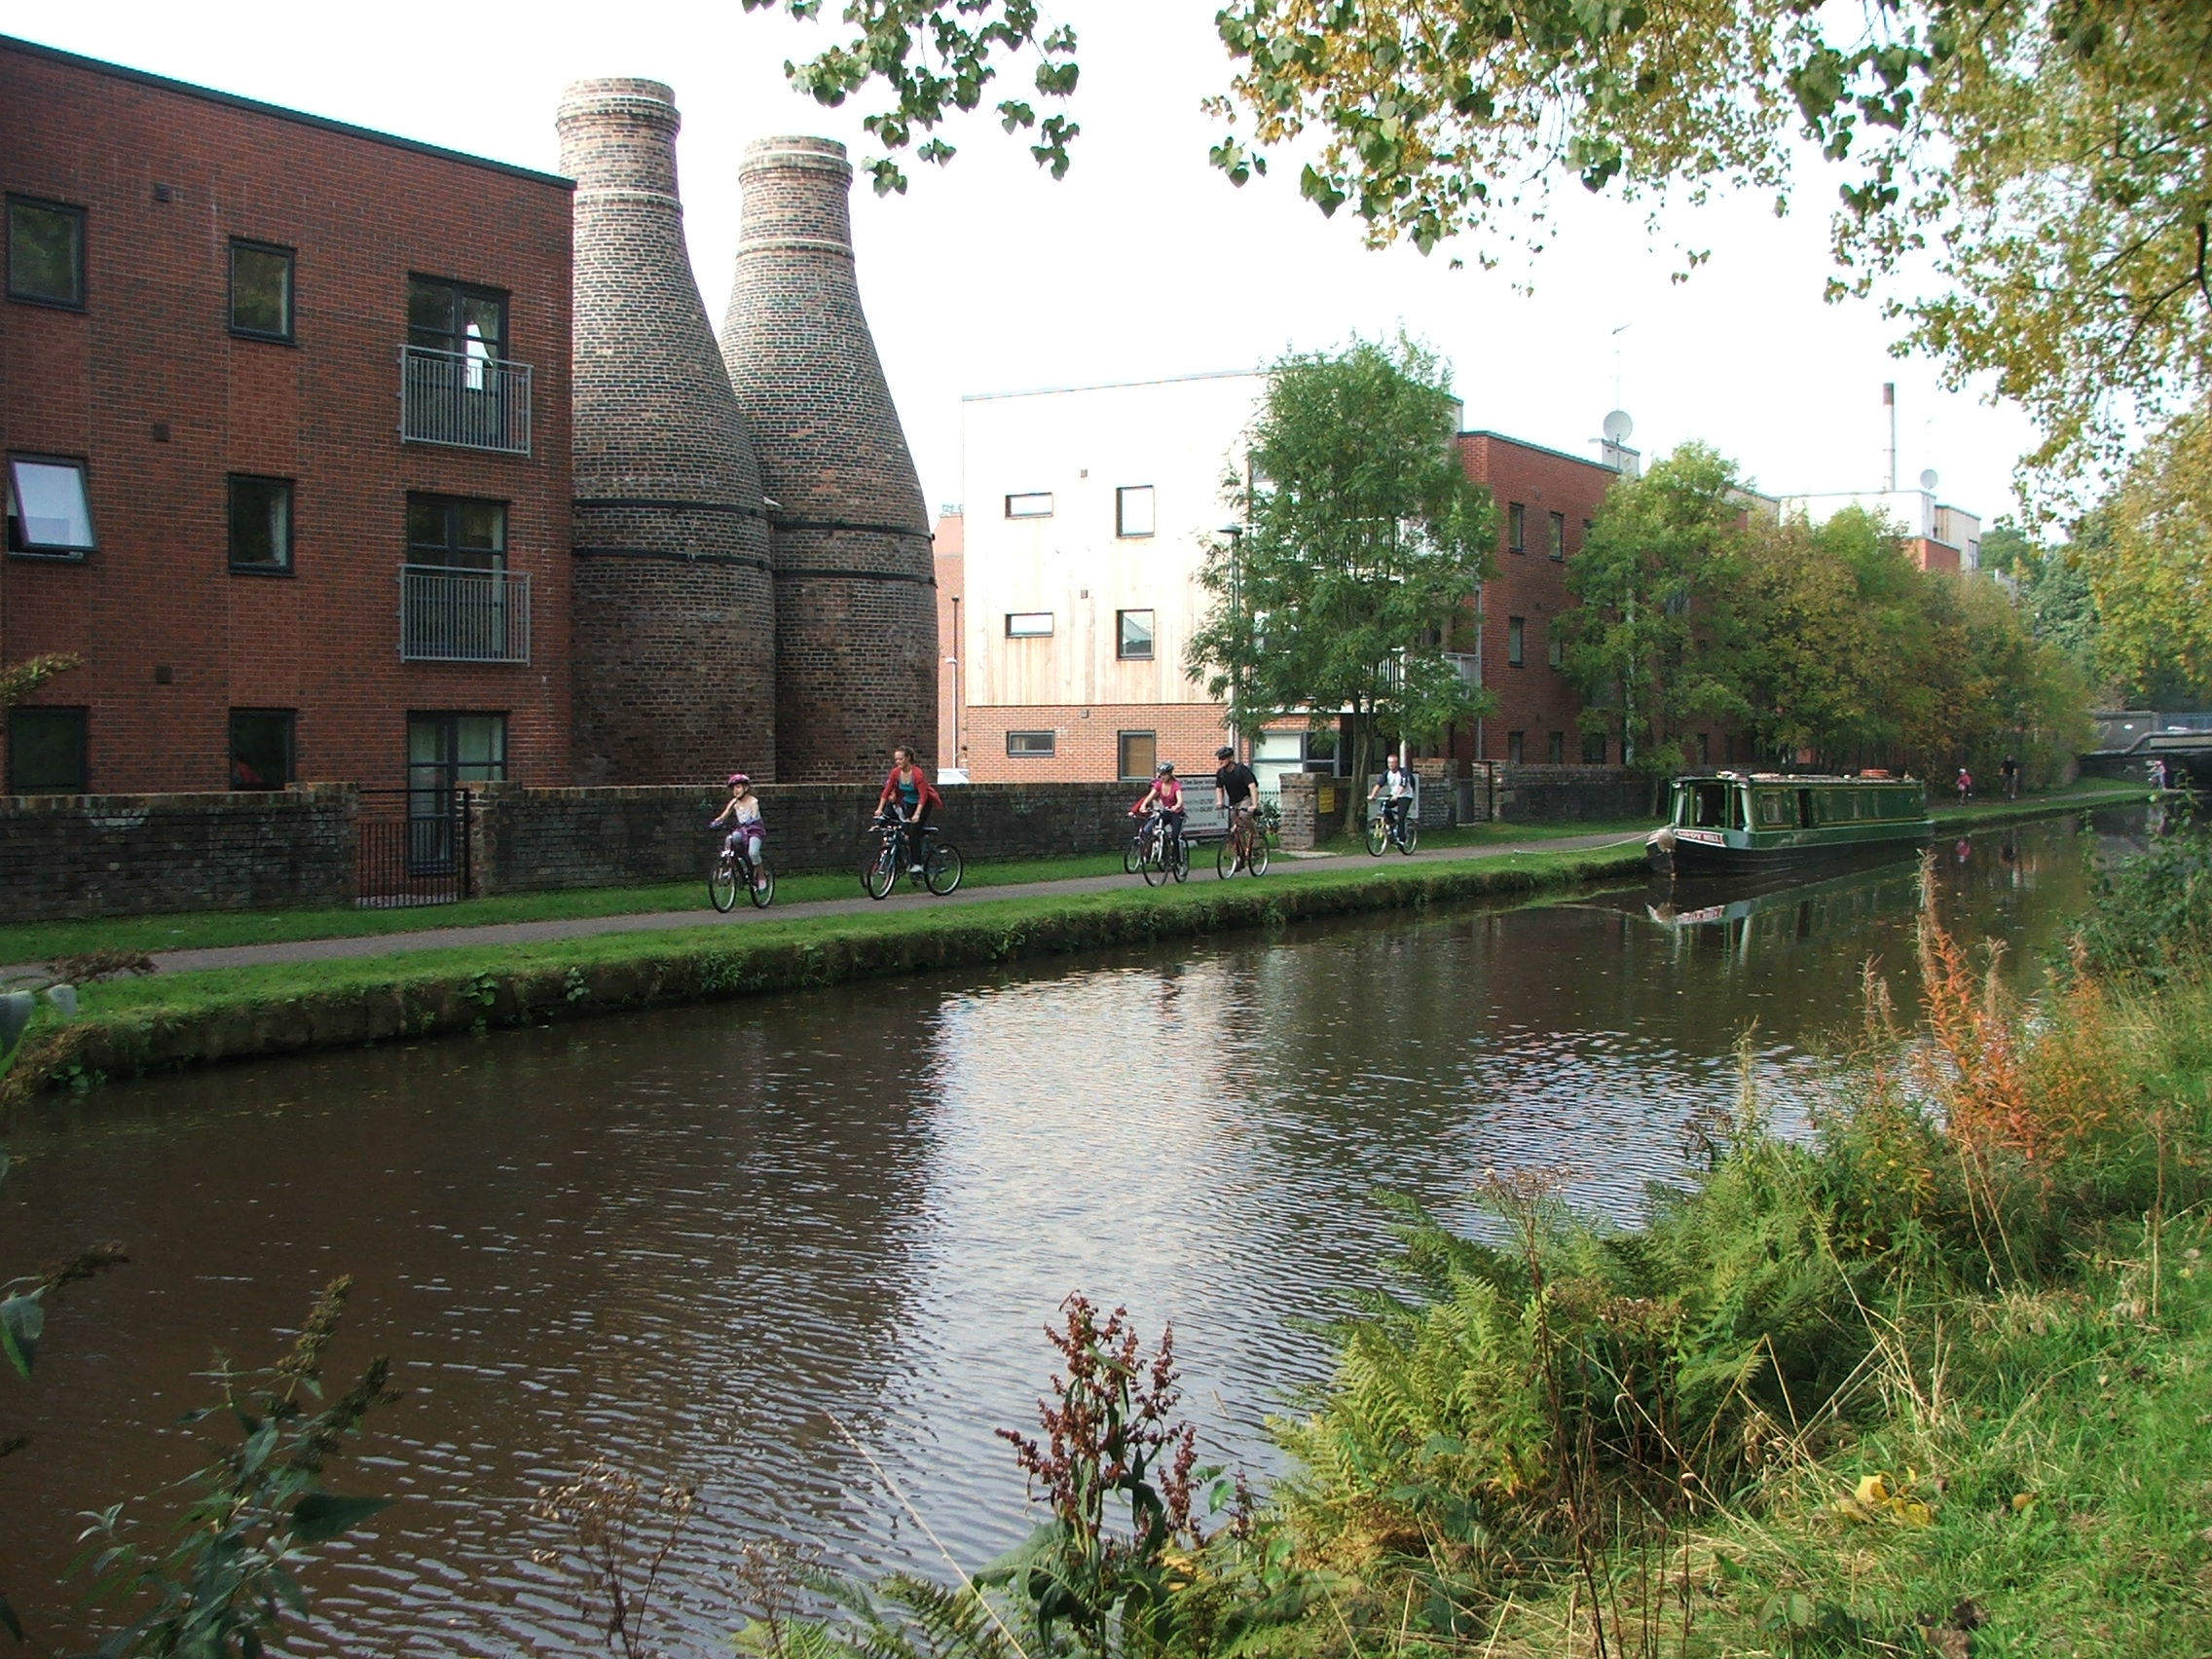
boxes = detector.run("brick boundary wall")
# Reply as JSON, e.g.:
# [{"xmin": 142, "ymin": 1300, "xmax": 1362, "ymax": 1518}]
[
  {"xmin": 467, "ymin": 780, "xmax": 1150, "ymax": 894},
  {"xmin": 0, "ymin": 785, "xmax": 356, "ymax": 922},
  {"xmin": 1489, "ymin": 764, "xmax": 1650, "ymax": 823}
]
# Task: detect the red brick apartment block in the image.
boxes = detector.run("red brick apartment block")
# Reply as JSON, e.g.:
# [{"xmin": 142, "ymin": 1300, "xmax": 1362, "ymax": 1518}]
[
  {"xmin": 1455, "ymin": 431, "xmax": 1617, "ymax": 768},
  {"xmin": 0, "ymin": 36, "xmax": 573, "ymax": 797}
]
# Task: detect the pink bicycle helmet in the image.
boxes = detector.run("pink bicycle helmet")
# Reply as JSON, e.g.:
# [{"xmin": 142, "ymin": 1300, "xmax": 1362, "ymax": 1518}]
[{"xmin": 727, "ymin": 772, "xmax": 751, "ymax": 787}]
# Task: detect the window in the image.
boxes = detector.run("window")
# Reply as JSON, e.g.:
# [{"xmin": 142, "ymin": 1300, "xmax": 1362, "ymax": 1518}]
[
  {"xmin": 1548, "ymin": 636, "xmax": 1564, "ymax": 670},
  {"xmin": 1005, "ymin": 611, "xmax": 1053, "ymax": 638},
  {"xmin": 7, "ymin": 706, "xmax": 87, "ymax": 794},
  {"xmin": 1117, "ymin": 608, "xmax": 1155, "ymax": 660},
  {"xmin": 1582, "ymin": 731, "xmax": 1608, "ymax": 764},
  {"xmin": 229, "ymin": 240, "xmax": 294, "ymax": 340},
  {"xmin": 1697, "ymin": 731, "xmax": 1711, "ymax": 764},
  {"xmin": 408, "ymin": 275, "xmax": 507, "ymax": 375},
  {"xmin": 229, "ymin": 710, "xmax": 295, "ymax": 790},
  {"xmin": 1507, "ymin": 615, "xmax": 1525, "ymax": 667},
  {"xmin": 7, "ymin": 198, "xmax": 84, "ymax": 308},
  {"xmin": 1118, "ymin": 730, "xmax": 1157, "ymax": 780},
  {"xmin": 228, "ymin": 476, "xmax": 294, "ymax": 572},
  {"xmin": 1116, "ymin": 485, "xmax": 1155, "ymax": 537},
  {"xmin": 1507, "ymin": 501, "xmax": 1526, "ymax": 554},
  {"xmin": 6, "ymin": 457, "xmax": 95, "ymax": 556},
  {"xmin": 1547, "ymin": 731, "xmax": 1565, "ymax": 764},
  {"xmin": 407, "ymin": 495, "xmax": 505, "ymax": 570},
  {"xmin": 1506, "ymin": 730, "xmax": 1525, "ymax": 763},
  {"xmin": 1006, "ymin": 730, "xmax": 1056, "ymax": 757},
  {"xmin": 1548, "ymin": 511, "xmax": 1566, "ymax": 560},
  {"xmin": 1005, "ymin": 492, "xmax": 1054, "ymax": 519},
  {"xmin": 408, "ymin": 712, "xmax": 506, "ymax": 795}
]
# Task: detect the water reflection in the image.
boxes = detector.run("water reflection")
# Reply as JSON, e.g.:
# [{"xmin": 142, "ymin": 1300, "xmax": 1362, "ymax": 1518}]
[{"xmin": 0, "ymin": 815, "xmax": 2113, "ymax": 1656}]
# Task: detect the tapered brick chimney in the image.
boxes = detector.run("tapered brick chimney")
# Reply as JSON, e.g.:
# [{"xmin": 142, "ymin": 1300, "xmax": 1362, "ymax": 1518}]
[
  {"xmin": 719, "ymin": 136, "xmax": 936, "ymax": 784},
  {"xmin": 558, "ymin": 79, "xmax": 777, "ymax": 784}
]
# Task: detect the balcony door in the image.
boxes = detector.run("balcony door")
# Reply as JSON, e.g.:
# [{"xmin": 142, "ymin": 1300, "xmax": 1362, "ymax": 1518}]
[
  {"xmin": 406, "ymin": 712, "xmax": 505, "ymax": 870},
  {"xmin": 404, "ymin": 276, "xmax": 521, "ymax": 450},
  {"xmin": 404, "ymin": 496, "xmax": 512, "ymax": 661}
]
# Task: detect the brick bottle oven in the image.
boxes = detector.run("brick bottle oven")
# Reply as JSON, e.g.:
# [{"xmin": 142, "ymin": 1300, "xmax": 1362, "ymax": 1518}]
[
  {"xmin": 719, "ymin": 136, "xmax": 936, "ymax": 783},
  {"xmin": 557, "ymin": 80, "xmax": 777, "ymax": 784}
]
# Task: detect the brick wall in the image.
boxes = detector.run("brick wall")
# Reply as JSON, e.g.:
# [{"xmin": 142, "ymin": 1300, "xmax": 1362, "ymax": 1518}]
[
  {"xmin": 1489, "ymin": 764, "xmax": 1651, "ymax": 823},
  {"xmin": 0, "ymin": 39, "xmax": 574, "ymax": 795},
  {"xmin": 963, "ymin": 701, "xmax": 1235, "ymax": 784},
  {"xmin": 469, "ymin": 779, "xmax": 1147, "ymax": 892},
  {"xmin": 0, "ymin": 784, "xmax": 354, "ymax": 922}
]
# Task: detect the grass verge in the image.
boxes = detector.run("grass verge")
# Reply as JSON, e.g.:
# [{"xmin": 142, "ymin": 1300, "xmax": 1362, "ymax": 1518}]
[{"xmin": 0, "ymin": 841, "xmax": 1646, "ymax": 1101}]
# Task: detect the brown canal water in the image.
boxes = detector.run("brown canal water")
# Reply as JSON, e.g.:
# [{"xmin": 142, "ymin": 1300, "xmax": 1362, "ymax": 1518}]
[{"xmin": 0, "ymin": 812, "xmax": 2136, "ymax": 1655}]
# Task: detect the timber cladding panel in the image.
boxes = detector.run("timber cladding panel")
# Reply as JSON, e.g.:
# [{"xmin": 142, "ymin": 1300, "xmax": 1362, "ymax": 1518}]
[
  {"xmin": 0, "ymin": 785, "xmax": 355, "ymax": 921},
  {"xmin": 468, "ymin": 781, "xmax": 1139, "ymax": 893}
]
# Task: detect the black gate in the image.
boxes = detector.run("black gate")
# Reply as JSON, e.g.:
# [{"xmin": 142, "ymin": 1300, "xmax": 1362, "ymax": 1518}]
[{"xmin": 355, "ymin": 787, "xmax": 470, "ymax": 906}]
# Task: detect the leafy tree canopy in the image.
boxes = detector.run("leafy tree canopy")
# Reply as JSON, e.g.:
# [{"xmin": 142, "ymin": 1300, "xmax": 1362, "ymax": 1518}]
[
  {"xmin": 742, "ymin": 1, "xmax": 2212, "ymax": 491},
  {"xmin": 1184, "ymin": 334, "xmax": 1494, "ymax": 800}
]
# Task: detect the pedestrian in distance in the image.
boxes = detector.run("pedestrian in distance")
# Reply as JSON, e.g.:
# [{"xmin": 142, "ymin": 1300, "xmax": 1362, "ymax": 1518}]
[
  {"xmin": 1955, "ymin": 766, "xmax": 1972, "ymax": 806},
  {"xmin": 2001, "ymin": 755, "xmax": 2019, "ymax": 800}
]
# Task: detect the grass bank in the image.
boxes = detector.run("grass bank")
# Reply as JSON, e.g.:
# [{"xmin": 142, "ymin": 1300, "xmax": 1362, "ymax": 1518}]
[{"xmin": 0, "ymin": 840, "xmax": 1645, "ymax": 1102}]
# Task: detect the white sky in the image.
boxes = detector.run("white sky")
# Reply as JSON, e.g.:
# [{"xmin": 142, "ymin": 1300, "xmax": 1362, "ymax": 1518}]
[{"xmin": 4, "ymin": 0, "xmax": 2042, "ymax": 523}]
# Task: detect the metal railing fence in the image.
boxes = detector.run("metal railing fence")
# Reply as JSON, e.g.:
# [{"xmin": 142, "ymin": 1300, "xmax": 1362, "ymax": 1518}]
[
  {"xmin": 399, "ymin": 345, "xmax": 533, "ymax": 455},
  {"xmin": 398, "ymin": 565, "xmax": 532, "ymax": 664}
]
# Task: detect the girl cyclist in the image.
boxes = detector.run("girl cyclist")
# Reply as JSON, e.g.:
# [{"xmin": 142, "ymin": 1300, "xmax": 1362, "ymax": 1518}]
[
  {"xmin": 877, "ymin": 745, "xmax": 943, "ymax": 872},
  {"xmin": 1130, "ymin": 761, "xmax": 1187, "ymax": 858},
  {"xmin": 710, "ymin": 773, "xmax": 767, "ymax": 891}
]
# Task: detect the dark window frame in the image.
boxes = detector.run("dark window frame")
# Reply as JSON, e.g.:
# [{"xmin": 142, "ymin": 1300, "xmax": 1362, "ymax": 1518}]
[
  {"xmin": 406, "ymin": 273, "xmax": 509, "ymax": 360},
  {"xmin": 6, "ymin": 196, "xmax": 86, "ymax": 310},
  {"xmin": 1548, "ymin": 510, "xmax": 1567, "ymax": 561},
  {"xmin": 1117, "ymin": 730, "xmax": 1158, "ymax": 782},
  {"xmin": 1004, "ymin": 610, "xmax": 1053, "ymax": 638},
  {"xmin": 228, "ymin": 239, "xmax": 296, "ymax": 342},
  {"xmin": 1116, "ymin": 608, "xmax": 1156, "ymax": 661},
  {"xmin": 1547, "ymin": 731, "xmax": 1566, "ymax": 764},
  {"xmin": 1507, "ymin": 501, "xmax": 1526, "ymax": 554},
  {"xmin": 228, "ymin": 708, "xmax": 297, "ymax": 791},
  {"xmin": 1582, "ymin": 731, "xmax": 1609, "ymax": 765},
  {"xmin": 1115, "ymin": 485, "xmax": 1156, "ymax": 538},
  {"xmin": 6, "ymin": 453, "xmax": 96, "ymax": 560},
  {"xmin": 1506, "ymin": 615, "xmax": 1526, "ymax": 667},
  {"xmin": 228, "ymin": 474, "xmax": 296, "ymax": 575},
  {"xmin": 7, "ymin": 704, "xmax": 89, "ymax": 794},
  {"xmin": 1005, "ymin": 730, "xmax": 1056, "ymax": 757},
  {"xmin": 1506, "ymin": 729, "xmax": 1525, "ymax": 764},
  {"xmin": 405, "ymin": 492, "xmax": 508, "ymax": 571},
  {"xmin": 1005, "ymin": 492, "xmax": 1054, "ymax": 520}
]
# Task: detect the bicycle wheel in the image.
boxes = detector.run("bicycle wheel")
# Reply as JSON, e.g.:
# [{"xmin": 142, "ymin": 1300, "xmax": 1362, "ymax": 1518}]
[
  {"xmin": 1397, "ymin": 817, "xmax": 1420, "ymax": 855},
  {"xmin": 1171, "ymin": 836, "xmax": 1191, "ymax": 882},
  {"xmin": 863, "ymin": 836, "xmax": 898, "ymax": 900},
  {"xmin": 1140, "ymin": 830, "xmax": 1169, "ymax": 887},
  {"xmin": 1364, "ymin": 815, "xmax": 1389, "ymax": 857},
  {"xmin": 1216, "ymin": 836, "xmax": 1237, "ymax": 879},
  {"xmin": 924, "ymin": 841, "xmax": 965, "ymax": 895},
  {"xmin": 1245, "ymin": 833, "xmax": 1271, "ymax": 876},
  {"xmin": 1124, "ymin": 832, "xmax": 1143, "ymax": 874},
  {"xmin": 747, "ymin": 858, "xmax": 776, "ymax": 907},
  {"xmin": 709, "ymin": 854, "xmax": 739, "ymax": 912}
]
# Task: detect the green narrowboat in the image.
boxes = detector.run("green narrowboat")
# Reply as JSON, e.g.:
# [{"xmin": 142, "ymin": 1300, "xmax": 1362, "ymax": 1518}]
[{"xmin": 1645, "ymin": 771, "xmax": 1933, "ymax": 875}]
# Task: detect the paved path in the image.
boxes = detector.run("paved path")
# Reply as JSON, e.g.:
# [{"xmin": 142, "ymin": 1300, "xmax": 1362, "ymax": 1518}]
[{"xmin": 129, "ymin": 830, "xmax": 1650, "ymax": 977}]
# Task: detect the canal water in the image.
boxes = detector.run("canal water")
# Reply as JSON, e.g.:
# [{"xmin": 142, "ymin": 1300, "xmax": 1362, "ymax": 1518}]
[{"xmin": 0, "ymin": 813, "xmax": 2130, "ymax": 1655}]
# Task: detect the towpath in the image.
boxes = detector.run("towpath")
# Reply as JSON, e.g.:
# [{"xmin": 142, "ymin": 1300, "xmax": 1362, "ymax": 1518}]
[{"xmin": 133, "ymin": 830, "xmax": 1648, "ymax": 977}]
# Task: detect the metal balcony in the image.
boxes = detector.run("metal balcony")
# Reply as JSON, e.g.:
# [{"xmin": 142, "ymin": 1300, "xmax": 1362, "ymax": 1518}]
[
  {"xmin": 399, "ymin": 345, "xmax": 533, "ymax": 455},
  {"xmin": 399, "ymin": 565, "xmax": 532, "ymax": 664}
]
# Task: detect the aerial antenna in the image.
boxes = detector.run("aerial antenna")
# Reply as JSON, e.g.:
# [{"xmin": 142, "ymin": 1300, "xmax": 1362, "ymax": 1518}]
[{"xmin": 1883, "ymin": 383, "xmax": 1898, "ymax": 491}]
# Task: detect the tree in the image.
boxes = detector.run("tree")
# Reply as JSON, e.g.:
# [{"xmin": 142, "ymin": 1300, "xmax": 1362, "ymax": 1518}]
[
  {"xmin": 0, "ymin": 653, "xmax": 80, "ymax": 711},
  {"xmin": 2091, "ymin": 407, "xmax": 2212, "ymax": 705},
  {"xmin": 1185, "ymin": 335, "xmax": 1494, "ymax": 812},
  {"xmin": 742, "ymin": 2, "xmax": 2212, "ymax": 491},
  {"xmin": 1558, "ymin": 443, "xmax": 1747, "ymax": 784}
]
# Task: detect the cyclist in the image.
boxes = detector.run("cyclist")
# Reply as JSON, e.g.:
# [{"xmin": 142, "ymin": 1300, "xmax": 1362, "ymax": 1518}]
[
  {"xmin": 1370, "ymin": 754, "xmax": 1416, "ymax": 847},
  {"xmin": 1130, "ymin": 761, "xmax": 1187, "ymax": 861},
  {"xmin": 709, "ymin": 772, "xmax": 767, "ymax": 891},
  {"xmin": 878, "ymin": 745, "xmax": 942, "ymax": 872},
  {"xmin": 1213, "ymin": 744, "xmax": 1260, "ymax": 867}
]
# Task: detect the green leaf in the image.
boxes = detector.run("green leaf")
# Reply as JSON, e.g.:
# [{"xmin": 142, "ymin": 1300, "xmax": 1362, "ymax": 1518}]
[
  {"xmin": 288, "ymin": 1493, "xmax": 393, "ymax": 1544},
  {"xmin": 0, "ymin": 1295, "xmax": 43, "ymax": 1378}
]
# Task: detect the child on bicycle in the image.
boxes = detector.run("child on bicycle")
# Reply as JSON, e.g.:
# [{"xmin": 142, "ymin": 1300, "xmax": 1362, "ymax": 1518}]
[
  {"xmin": 1130, "ymin": 761, "xmax": 1187, "ymax": 856},
  {"xmin": 710, "ymin": 772, "xmax": 767, "ymax": 890},
  {"xmin": 1370, "ymin": 755, "xmax": 1415, "ymax": 844}
]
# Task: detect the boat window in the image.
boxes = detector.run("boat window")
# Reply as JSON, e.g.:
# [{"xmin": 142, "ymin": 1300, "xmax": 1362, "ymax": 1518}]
[
  {"xmin": 1730, "ymin": 787, "xmax": 1748, "ymax": 830},
  {"xmin": 1796, "ymin": 789, "xmax": 1814, "ymax": 829},
  {"xmin": 1688, "ymin": 782, "xmax": 1731, "ymax": 828}
]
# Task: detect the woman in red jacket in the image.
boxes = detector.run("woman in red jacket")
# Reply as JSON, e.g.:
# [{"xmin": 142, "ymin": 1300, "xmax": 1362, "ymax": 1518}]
[{"xmin": 878, "ymin": 746, "xmax": 942, "ymax": 871}]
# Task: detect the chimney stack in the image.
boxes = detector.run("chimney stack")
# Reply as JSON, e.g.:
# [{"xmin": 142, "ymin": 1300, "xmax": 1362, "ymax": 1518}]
[
  {"xmin": 719, "ymin": 136, "xmax": 936, "ymax": 783},
  {"xmin": 557, "ymin": 80, "xmax": 777, "ymax": 784}
]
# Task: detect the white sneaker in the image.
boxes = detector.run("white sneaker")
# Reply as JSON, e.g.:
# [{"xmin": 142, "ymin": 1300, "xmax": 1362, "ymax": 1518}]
[{"xmin": 910, "ymin": 864, "xmax": 925, "ymax": 873}]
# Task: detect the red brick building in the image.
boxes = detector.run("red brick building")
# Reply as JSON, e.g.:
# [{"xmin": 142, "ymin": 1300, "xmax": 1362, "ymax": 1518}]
[
  {"xmin": 0, "ymin": 36, "xmax": 573, "ymax": 800},
  {"xmin": 1452, "ymin": 431, "xmax": 1618, "ymax": 768}
]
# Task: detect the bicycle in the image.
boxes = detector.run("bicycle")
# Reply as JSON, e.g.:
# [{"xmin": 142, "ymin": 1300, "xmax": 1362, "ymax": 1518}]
[
  {"xmin": 1364, "ymin": 800, "xmax": 1420, "ymax": 857},
  {"xmin": 1215, "ymin": 806, "xmax": 1270, "ymax": 878},
  {"xmin": 861, "ymin": 811, "xmax": 965, "ymax": 900},
  {"xmin": 1132, "ymin": 807, "xmax": 1190, "ymax": 886},
  {"xmin": 708, "ymin": 834, "xmax": 774, "ymax": 910}
]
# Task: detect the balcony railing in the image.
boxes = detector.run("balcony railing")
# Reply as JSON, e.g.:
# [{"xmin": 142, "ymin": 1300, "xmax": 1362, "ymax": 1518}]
[
  {"xmin": 399, "ymin": 565, "xmax": 532, "ymax": 664},
  {"xmin": 1444, "ymin": 651, "xmax": 1482, "ymax": 686},
  {"xmin": 399, "ymin": 345, "xmax": 533, "ymax": 455}
]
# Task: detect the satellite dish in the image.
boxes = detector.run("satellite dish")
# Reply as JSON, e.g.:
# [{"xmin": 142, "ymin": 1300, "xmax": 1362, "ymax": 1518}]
[
  {"xmin": 1603, "ymin": 410, "xmax": 1635, "ymax": 443},
  {"xmin": 1919, "ymin": 468, "xmax": 1939, "ymax": 492}
]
